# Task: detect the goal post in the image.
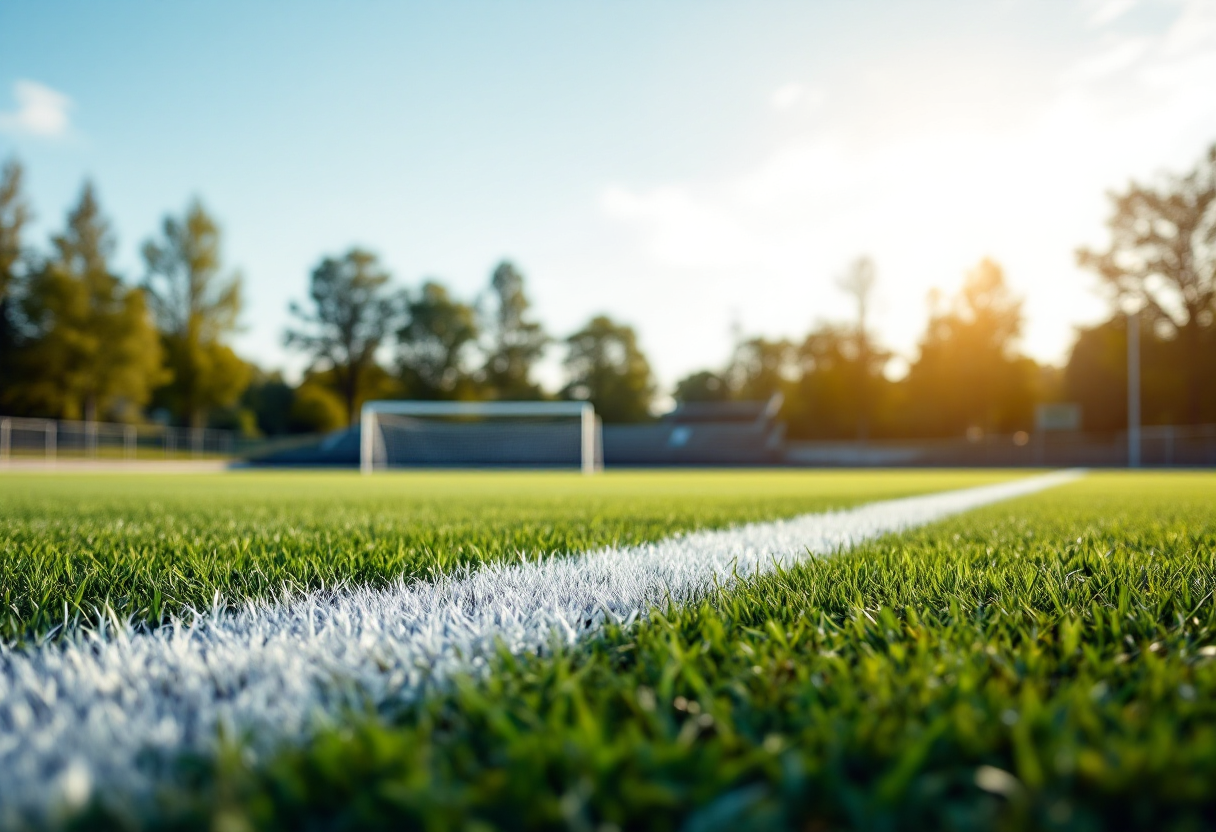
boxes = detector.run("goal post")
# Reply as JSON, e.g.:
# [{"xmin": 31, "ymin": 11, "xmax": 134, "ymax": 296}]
[{"xmin": 360, "ymin": 400, "xmax": 602, "ymax": 474}]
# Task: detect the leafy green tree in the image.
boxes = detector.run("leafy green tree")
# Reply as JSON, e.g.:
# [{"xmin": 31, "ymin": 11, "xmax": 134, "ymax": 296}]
[
  {"xmin": 675, "ymin": 322, "xmax": 896, "ymax": 439},
  {"xmin": 398, "ymin": 280, "xmax": 479, "ymax": 399},
  {"xmin": 562, "ymin": 314, "xmax": 654, "ymax": 422},
  {"xmin": 481, "ymin": 261, "xmax": 548, "ymax": 399},
  {"xmin": 904, "ymin": 259, "xmax": 1036, "ymax": 436},
  {"xmin": 673, "ymin": 370, "xmax": 730, "ymax": 403},
  {"xmin": 19, "ymin": 183, "xmax": 166, "ymax": 421},
  {"xmin": 142, "ymin": 200, "xmax": 250, "ymax": 427},
  {"xmin": 725, "ymin": 336, "xmax": 797, "ymax": 401},
  {"xmin": 0, "ymin": 157, "xmax": 32, "ymax": 406},
  {"xmin": 783, "ymin": 324, "xmax": 895, "ymax": 439},
  {"xmin": 240, "ymin": 369, "xmax": 296, "ymax": 436},
  {"xmin": 781, "ymin": 260, "xmax": 894, "ymax": 440},
  {"xmin": 1077, "ymin": 143, "xmax": 1216, "ymax": 424},
  {"xmin": 286, "ymin": 249, "xmax": 398, "ymax": 425},
  {"xmin": 289, "ymin": 381, "xmax": 347, "ymax": 433}
]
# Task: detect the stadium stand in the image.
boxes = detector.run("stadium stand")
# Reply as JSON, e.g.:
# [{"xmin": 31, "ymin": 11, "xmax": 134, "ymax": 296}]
[{"xmin": 601, "ymin": 394, "xmax": 786, "ymax": 465}]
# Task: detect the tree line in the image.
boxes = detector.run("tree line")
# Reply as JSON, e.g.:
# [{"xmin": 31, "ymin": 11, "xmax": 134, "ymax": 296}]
[
  {"xmin": 675, "ymin": 143, "xmax": 1216, "ymax": 439},
  {"xmin": 0, "ymin": 163, "xmax": 654, "ymax": 433},
  {"xmin": 0, "ymin": 143, "xmax": 1213, "ymax": 438}
]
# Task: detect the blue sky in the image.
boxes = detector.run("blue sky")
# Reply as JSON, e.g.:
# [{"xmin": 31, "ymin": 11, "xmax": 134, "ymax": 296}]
[{"xmin": 2, "ymin": 0, "xmax": 1215, "ymax": 394}]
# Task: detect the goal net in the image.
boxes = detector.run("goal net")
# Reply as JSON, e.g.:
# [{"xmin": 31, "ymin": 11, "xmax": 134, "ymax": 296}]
[{"xmin": 360, "ymin": 401, "xmax": 602, "ymax": 474}]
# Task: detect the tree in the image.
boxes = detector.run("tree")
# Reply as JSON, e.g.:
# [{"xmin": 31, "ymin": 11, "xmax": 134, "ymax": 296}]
[
  {"xmin": 836, "ymin": 256, "xmax": 881, "ymax": 440},
  {"xmin": 142, "ymin": 199, "xmax": 250, "ymax": 427},
  {"xmin": 0, "ymin": 158, "xmax": 31, "ymax": 405},
  {"xmin": 18, "ymin": 183, "xmax": 166, "ymax": 421},
  {"xmin": 1064, "ymin": 314, "xmax": 1200, "ymax": 430},
  {"xmin": 563, "ymin": 314, "xmax": 654, "ymax": 422},
  {"xmin": 480, "ymin": 261, "xmax": 548, "ymax": 399},
  {"xmin": 289, "ymin": 381, "xmax": 348, "ymax": 433},
  {"xmin": 398, "ymin": 280, "xmax": 479, "ymax": 399},
  {"xmin": 1077, "ymin": 143, "xmax": 1216, "ymax": 424},
  {"xmin": 674, "ymin": 370, "xmax": 730, "ymax": 403},
  {"xmin": 725, "ymin": 337, "xmax": 797, "ymax": 400},
  {"xmin": 239, "ymin": 369, "xmax": 297, "ymax": 436},
  {"xmin": 0, "ymin": 158, "xmax": 29, "ymax": 305},
  {"xmin": 785, "ymin": 323, "xmax": 893, "ymax": 440},
  {"xmin": 904, "ymin": 259, "xmax": 1036, "ymax": 436},
  {"xmin": 286, "ymin": 248, "xmax": 398, "ymax": 425},
  {"xmin": 674, "ymin": 336, "xmax": 796, "ymax": 406}
]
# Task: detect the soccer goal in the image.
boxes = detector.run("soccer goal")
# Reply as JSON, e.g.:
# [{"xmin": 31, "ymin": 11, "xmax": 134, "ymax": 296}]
[{"xmin": 360, "ymin": 400, "xmax": 602, "ymax": 474}]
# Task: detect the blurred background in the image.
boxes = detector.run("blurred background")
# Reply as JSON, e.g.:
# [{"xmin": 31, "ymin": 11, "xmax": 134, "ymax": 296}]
[{"xmin": 1, "ymin": 0, "xmax": 1214, "ymax": 466}]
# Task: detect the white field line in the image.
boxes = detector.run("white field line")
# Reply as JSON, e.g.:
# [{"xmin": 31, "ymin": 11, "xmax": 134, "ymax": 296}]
[{"xmin": 0, "ymin": 470, "xmax": 1081, "ymax": 822}]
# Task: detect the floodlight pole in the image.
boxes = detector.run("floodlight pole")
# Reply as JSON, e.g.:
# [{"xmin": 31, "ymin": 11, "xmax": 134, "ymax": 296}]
[{"xmin": 1127, "ymin": 309, "xmax": 1141, "ymax": 468}]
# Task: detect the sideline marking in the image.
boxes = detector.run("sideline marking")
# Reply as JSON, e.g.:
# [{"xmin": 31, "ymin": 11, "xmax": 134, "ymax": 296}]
[{"xmin": 0, "ymin": 470, "xmax": 1082, "ymax": 821}]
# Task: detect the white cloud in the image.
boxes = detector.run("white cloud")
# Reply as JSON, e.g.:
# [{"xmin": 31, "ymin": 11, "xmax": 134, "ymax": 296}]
[
  {"xmin": 0, "ymin": 80, "xmax": 73, "ymax": 138},
  {"xmin": 1087, "ymin": 0, "xmax": 1137, "ymax": 27},
  {"xmin": 1162, "ymin": 0, "xmax": 1216, "ymax": 54},
  {"xmin": 1065, "ymin": 38, "xmax": 1148, "ymax": 81},
  {"xmin": 770, "ymin": 83, "xmax": 804, "ymax": 110},
  {"xmin": 769, "ymin": 82, "xmax": 825, "ymax": 113}
]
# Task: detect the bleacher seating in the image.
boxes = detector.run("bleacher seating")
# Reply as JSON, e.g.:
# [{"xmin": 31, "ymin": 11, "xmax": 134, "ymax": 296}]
[{"xmin": 602, "ymin": 393, "xmax": 786, "ymax": 465}]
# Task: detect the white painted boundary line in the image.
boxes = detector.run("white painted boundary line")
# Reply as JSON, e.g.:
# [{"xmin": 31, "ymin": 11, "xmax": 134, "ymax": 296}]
[{"xmin": 0, "ymin": 470, "xmax": 1082, "ymax": 822}]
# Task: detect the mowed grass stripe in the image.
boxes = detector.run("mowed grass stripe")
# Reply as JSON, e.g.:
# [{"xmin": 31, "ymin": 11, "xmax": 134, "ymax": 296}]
[
  {"xmin": 0, "ymin": 469, "xmax": 1019, "ymax": 642},
  {"xmin": 0, "ymin": 473, "xmax": 1070, "ymax": 826},
  {"xmin": 191, "ymin": 472, "xmax": 1216, "ymax": 832}
]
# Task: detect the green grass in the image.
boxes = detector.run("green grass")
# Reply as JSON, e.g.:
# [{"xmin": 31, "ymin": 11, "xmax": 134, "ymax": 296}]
[
  {"xmin": 0, "ymin": 469, "xmax": 1011, "ymax": 642},
  {"xmin": 152, "ymin": 472, "xmax": 1216, "ymax": 832}
]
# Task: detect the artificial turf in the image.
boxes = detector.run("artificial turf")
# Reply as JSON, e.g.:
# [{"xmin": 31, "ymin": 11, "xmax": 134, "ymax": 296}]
[
  {"xmin": 0, "ymin": 469, "xmax": 1013, "ymax": 643},
  {"xmin": 145, "ymin": 472, "xmax": 1216, "ymax": 832}
]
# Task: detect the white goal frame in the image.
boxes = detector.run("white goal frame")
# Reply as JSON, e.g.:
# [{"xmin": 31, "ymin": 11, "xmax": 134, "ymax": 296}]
[{"xmin": 360, "ymin": 400, "xmax": 601, "ymax": 475}]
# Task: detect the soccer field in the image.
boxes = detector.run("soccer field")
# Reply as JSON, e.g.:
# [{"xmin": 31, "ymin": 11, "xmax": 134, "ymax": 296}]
[
  {"xmin": 2, "ymin": 469, "xmax": 1216, "ymax": 830},
  {"xmin": 0, "ymin": 469, "xmax": 1018, "ymax": 643}
]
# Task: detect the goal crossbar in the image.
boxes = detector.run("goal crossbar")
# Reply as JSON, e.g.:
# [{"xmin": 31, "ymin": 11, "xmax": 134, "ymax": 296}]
[{"xmin": 360, "ymin": 400, "xmax": 599, "ymax": 474}]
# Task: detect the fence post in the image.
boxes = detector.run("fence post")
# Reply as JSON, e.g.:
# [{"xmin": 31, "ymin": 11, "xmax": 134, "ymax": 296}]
[
  {"xmin": 45, "ymin": 419, "xmax": 56, "ymax": 463},
  {"xmin": 581, "ymin": 405, "xmax": 596, "ymax": 475},
  {"xmin": 0, "ymin": 417, "xmax": 9, "ymax": 463},
  {"xmin": 125, "ymin": 425, "xmax": 136, "ymax": 461},
  {"xmin": 192, "ymin": 428, "xmax": 203, "ymax": 458}
]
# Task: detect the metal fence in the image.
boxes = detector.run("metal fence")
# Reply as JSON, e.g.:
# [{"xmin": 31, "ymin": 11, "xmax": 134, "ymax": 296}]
[
  {"xmin": 0, "ymin": 416, "xmax": 236, "ymax": 463},
  {"xmin": 786, "ymin": 424, "xmax": 1216, "ymax": 468},
  {"xmin": 5, "ymin": 414, "xmax": 1214, "ymax": 469}
]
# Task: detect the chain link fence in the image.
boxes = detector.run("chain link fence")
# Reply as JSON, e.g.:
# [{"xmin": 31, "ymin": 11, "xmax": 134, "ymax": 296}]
[{"xmin": 0, "ymin": 416, "xmax": 235, "ymax": 463}]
